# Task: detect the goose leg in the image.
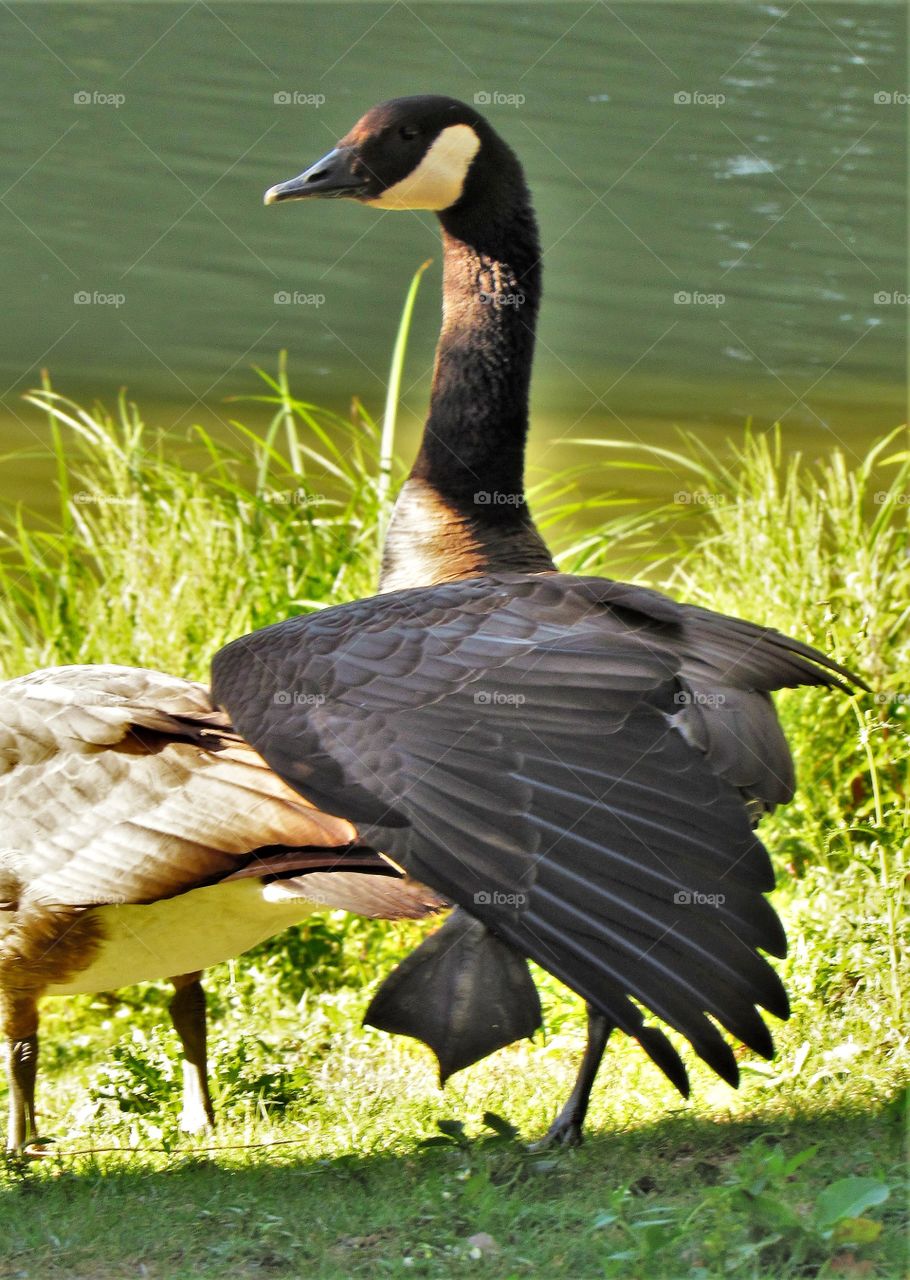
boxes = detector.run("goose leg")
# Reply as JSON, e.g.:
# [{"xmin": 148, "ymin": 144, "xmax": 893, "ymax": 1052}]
[
  {"xmin": 541, "ymin": 1006, "xmax": 613, "ymax": 1147},
  {"xmin": 168, "ymin": 972, "xmax": 215, "ymax": 1133},
  {"xmin": 3, "ymin": 992, "xmax": 40, "ymax": 1152}
]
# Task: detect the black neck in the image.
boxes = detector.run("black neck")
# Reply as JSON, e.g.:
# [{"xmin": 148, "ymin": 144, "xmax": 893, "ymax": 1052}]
[{"xmin": 379, "ymin": 173, "xmax": 554, "ymax": 592}]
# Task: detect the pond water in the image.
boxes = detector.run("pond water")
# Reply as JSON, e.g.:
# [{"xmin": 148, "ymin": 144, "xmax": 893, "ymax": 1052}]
[{"xmin": 0, "ymin": 2, "xmax": 906, "ymax": 511}]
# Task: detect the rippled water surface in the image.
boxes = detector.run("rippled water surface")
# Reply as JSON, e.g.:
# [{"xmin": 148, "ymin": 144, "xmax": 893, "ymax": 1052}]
[{"xmin": 0, "ymin": 3, "xmax": 906, "ymax": 508}]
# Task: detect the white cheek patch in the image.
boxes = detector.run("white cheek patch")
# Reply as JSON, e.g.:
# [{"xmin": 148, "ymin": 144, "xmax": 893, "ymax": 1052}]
[{"xmin": 367, "ymin": 124, "xmax": 481, "ymax": 211}]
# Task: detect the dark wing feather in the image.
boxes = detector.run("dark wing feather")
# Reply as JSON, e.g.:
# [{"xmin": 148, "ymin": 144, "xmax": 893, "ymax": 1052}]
[
  {"xmin": 668, "ymin": 601, "xmax": 864, "ymax": 807},
  {"xmin": 213, "ymin": 572, "xmax": 858, "ymax": 1089}
]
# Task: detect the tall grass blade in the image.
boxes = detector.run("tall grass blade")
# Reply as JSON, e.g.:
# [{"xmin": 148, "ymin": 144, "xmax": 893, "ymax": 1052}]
[{"xmin": 378, "ymin": 259, "xmax": 432, "ymax": 530}]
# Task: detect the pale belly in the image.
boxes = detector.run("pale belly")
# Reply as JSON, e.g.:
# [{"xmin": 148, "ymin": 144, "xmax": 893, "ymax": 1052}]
[{"xmin": 47, "ymin": 879, "xmax": 318, "ymax": 996}]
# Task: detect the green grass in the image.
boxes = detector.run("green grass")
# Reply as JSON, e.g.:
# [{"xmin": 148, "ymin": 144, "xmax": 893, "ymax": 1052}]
[{"xmin": 0, "ymin": 379, "xmax": 906, "ymax": 1278}]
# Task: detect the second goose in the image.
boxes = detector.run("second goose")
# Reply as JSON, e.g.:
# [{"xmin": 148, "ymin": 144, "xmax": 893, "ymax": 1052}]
[{"xmin": 0, "ymin": 665, "xmax": 442, "ymax": 1150}]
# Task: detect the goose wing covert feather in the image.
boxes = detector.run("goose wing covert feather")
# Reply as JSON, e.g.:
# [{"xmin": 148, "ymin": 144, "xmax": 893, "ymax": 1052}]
[{"xmin": 213, "ymin": 573, "xmax": 854, "ymax": 1089}]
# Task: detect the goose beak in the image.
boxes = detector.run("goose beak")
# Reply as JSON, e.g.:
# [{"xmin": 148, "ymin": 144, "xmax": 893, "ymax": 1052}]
[{"xmin": 264, "ymin": 148, "xmax": 368, "ymax": 204}]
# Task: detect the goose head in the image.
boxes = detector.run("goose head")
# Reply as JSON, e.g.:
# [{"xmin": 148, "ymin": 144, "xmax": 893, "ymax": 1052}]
[
  {"xmin": 264, "ymin": 94, "xmax": 517, "ymax": 215},
  {"xmin": 264, "ymin": 94, "xmax": 547, "ymax": 590}
]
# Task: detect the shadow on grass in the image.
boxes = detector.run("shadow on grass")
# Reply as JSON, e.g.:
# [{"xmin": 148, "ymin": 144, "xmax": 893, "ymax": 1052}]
[{"xmin": 1, "ymin": 1096, "xmax": 904, "ymax": 1280}]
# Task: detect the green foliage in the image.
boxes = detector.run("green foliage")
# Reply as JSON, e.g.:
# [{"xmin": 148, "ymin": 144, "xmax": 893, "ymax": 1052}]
[
  {"xmin": 82, "ymin": 1022, "xmax": 311, "ymax": 1138},
  {"xmin": 585, "ymin": 1141, "xmax": 898, "ymax": 1276},
  {"xmin": 0, "ymin": 361, "xmax": 389, "ymax": 677}
]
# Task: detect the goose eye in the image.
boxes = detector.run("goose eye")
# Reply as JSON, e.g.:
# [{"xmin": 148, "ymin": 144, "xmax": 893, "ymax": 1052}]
[{"xmin": 399, "ymin": 125, "xmax": 420, "ymax": 141}]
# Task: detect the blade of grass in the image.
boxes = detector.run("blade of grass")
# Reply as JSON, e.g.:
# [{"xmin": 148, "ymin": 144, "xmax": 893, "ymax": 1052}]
[{"xmin": 378, "ymin": 259, "xmax": 432, "ymax": 531}]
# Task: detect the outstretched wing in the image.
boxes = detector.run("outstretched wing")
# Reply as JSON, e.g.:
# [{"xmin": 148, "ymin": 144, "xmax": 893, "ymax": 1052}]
[{"xmin": 214, "ymin": 573, "xmax": 852, "ymax": 1089}]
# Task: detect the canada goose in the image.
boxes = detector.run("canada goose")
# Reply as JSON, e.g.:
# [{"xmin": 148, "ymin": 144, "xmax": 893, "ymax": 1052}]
[
  {"xmin": 0, "ymin": 664, "xmax": 442, "ymax": 1150},
  {"xmin": 212, "ymin": 94, "xmax": 865, "ymax": 1145}
]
